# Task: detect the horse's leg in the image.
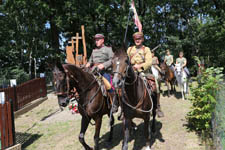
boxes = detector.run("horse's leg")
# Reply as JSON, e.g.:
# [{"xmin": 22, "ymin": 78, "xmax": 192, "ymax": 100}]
[
  {"xmin": 122, "ymin": 118, "xmax": 131, "ymax": 150},
  {"xmin": 94, "ymin": 117, "xmax": 103, "ymax": 150},
  {"xmin": 144, "ymin": 115, "xmax": 151, "ymax": 150},
  {"xmin": 173, "ymin": 79, "xmax": 176, "ymax": 92},
  {"xmin": 79, "ymin": 116, "xmax": 92, "ymax": 150},
  {"xmin": 152, "ymin": 101, "xmax": 156, "ymax": 133},
  {"xmin": 166, "ymin": 80, "xmax": 170, "ymax": 97},
  {"xmin": 107, "ymin": 114, "xmax": 115, "ymax": 142},
  {"xmin": 181, "ymin": 85, "xmax": 184, "ymax": 100}
]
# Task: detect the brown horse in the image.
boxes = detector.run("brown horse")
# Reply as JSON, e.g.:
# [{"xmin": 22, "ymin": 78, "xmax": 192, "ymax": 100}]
[
  {"xmin": 112, "ymin": 49, "xmax": 157, "ymax": 150},
  {"xmin": 52, "ymin": 62, "xmax": 114, "ymax": 150},
  {"xmin": 160, "ymin": 62, "xmax": 176, "ymax": 97}
]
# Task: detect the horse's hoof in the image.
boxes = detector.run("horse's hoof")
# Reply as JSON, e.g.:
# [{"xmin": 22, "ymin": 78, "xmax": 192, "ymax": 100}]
[
  {"xmin": 156, "ymin": 109, "xmax": 164, "ymax": 118},
  {"xmin": 145, "ymin": 146, "xmax": 151, "ymax": 150}
]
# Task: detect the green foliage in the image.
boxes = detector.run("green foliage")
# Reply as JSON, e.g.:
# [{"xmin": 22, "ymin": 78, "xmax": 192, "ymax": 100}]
[
  {"xmin": 213, "ymin": 85, "xmax": 225, "ymax": 149},
  {"xmin": 1, "ymin": 0, "xmax": 225, "ymax": 77},
  {"xmin": 0, "ymin": 66, "xmax": 29, "ymax": 85},
  {"xmin": 187, "ymin": 66, "xmax": 224, "ymax": 136}
]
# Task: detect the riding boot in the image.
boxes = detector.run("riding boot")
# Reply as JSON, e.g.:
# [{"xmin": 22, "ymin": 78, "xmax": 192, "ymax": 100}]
[{"xmin": 156, "ymin": 93, "xmax": 164, "ymax": 118}]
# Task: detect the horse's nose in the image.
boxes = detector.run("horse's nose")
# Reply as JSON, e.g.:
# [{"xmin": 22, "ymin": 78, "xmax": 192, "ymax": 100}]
[{"xmin": 113, "ymin": 78, "xmax": 120, "ymax": 88}]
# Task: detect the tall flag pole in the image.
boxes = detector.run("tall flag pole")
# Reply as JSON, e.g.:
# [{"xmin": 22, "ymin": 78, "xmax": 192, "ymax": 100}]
[{"xmin": 130, "ymin": 0, "xmax": 142, "ymax": 32}]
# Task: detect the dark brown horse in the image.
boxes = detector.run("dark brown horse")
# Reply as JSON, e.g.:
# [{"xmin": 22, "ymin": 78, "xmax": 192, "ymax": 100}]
[
  {"xmin": 160, "ymin": 62, "xmax": 176, "ymax": 97},
  {"xmin": 52, "ymin": 62, "xmax": 114, "ymax": 150},
  {"xmin": 112, "ymin": 49, "xmax": 157, "ymax": 150}
]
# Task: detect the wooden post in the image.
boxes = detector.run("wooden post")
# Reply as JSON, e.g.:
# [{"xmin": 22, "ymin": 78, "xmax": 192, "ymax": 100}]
[
  {"xmin": 75, "ymin": 33, "xmax": 79, "ymax": 66},
  {"xmin": 9, "ymin": 99, "xmax": 16, "ymax": 145},
  {"xmin": 81, "ymin": 25, "xmax": 87, "ymax": 64},
  {"xmin": 66, "ymin": 25, "xmax": 87, "ymax": 66},
  {"xmin": 13, "ymin": 85, "xmax": 18, "ymax": 111}
]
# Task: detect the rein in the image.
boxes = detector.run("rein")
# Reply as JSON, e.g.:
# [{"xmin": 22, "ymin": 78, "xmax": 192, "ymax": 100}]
[
  {"xmin": 63, "ymin": 66, "xmax": 105, "ymax": 116},
  {"xmin": 114, "ymin": 61, "xmax": 153, "ymax": 113}
]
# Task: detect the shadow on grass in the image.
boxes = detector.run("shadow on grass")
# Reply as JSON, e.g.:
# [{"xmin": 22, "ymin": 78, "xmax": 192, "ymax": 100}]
[
  {"xmin": 173, "ymin": 90, "xmax": 183, "ymax": 99},
  {"xmin": 99, "ymin": 120, "xmax": 164, "ymax": 150},
  {"xmin": 161, "ymin": 88, "xmax": 183, "ymax": 100},
  {"xmin": 40, "ymin": 109, "xmax": 61, "ymax": 121},
  {"xmin": 16, "ymin": 132, "xmax": 42, "ymax": 149}
]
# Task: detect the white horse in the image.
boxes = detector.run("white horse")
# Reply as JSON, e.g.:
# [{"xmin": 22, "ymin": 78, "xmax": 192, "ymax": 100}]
[
  {"xmin": 151, "ymin": 66, "xmax": 160, "ymax": 93},
  {"xmin": 175, "ymin": 63, "xmax": 188, "ymax": 100}
]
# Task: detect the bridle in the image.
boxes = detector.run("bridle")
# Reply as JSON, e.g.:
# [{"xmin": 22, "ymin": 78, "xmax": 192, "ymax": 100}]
[
  {"xmin": 54, "ymin": 66, "xmax": 103, "ymax": 112},
  {"xmin": 113, "ymin": 58, "xmax": 137, "ymax": 87},
  {"xmin": 113, "ymin": 57, "xmax": 153, "ymax": 113}
]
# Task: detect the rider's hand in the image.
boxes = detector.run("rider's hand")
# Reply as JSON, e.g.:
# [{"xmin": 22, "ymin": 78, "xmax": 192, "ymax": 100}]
[
  {"xmin": 133, "ymin": 64, "xmax": 142, "ymax": 70},
  {"xmin": 85, "ymin": 63, "xmax": 91, "ymax": 68},
  {"xmin": 97, "ymin": 64, "xmax": 104, "ymax": 70}
]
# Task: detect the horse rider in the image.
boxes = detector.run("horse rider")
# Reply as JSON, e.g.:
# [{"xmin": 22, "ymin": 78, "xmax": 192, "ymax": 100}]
[
  {"xmin": 85, "ymin": 34, "xmax": 117, "ymax": 109},
  {"xmin": 175, "ymin": 51, "xmax": 190, "ymax": 77},
  {"xmin": 152, "ymin": 51, "xmax": 162, "ymax": 74},
  {"xmin": 151, "ymin": 50, "xmax": 162, "ymax": 94},
  {"xmin": 127, "ymin": 32, "xmax": 164, "ymax": 117},
  {"xmin": 164, "ymin": 49, "xmax": 175, "ymax": 72}
]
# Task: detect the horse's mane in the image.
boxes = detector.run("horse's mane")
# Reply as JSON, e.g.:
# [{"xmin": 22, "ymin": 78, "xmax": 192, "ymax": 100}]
[{"xmin": 112, "ymin": 46, "xmax": 127, "ymax": 57}]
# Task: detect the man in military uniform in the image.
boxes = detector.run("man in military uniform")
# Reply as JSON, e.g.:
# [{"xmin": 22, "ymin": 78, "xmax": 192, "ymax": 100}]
[
  {"xmin": 86, "ymin": 34, "xmax": 114, "ymax": 75},
  {"xmin": 86, "ymin": 34, "xmax": 114, "ymax": 92},
  {"xmin": 127, "ymin": 32, "xmax": 152, "ymax": 73},
  {"xmin": 175, "ymin": 51, "xmax": 190, "ymax": 77},
  {"xmin": 127, "ymin": 32, "xmax": 164, "ymax": 117},
  {"xmin": 164, "ymin": 49, "xmax": 174, "ymax": 71},
  {"xmin": 85, "ymin": 34, "xmax": 118, "ymax": 111}
]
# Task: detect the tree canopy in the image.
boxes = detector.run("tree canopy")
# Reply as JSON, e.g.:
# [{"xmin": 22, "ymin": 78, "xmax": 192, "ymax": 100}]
[{"xmin": 0, "ymin": 0, "xmax": 225, "ymax": 80}]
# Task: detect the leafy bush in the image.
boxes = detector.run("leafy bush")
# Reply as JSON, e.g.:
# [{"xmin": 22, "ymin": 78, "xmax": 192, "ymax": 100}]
[
  {"xmin": 187, "ymin": 67, "xmax": 224, "ymax": 137},
  {"xmin": 0, "ymin": 66, "xmax": 29, "ymax": 86}
]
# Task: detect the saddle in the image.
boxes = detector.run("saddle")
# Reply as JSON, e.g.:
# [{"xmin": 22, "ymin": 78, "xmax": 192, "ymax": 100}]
[
  {"xmin": 146, "ymin": 74, "xmax": 157, "ymax": 93},
  {"xmin": 94, "ymin": 74, "xmax": 112, "ymax": 97}
]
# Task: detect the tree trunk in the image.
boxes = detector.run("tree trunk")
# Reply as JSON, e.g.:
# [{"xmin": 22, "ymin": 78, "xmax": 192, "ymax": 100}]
[
  {"xmin": 49, "ymin": 0, "xmax": 60, "ymax": 54},
  {"xmin": 29, "ymin": 50, "xmax": 32, "ymax": 79}
]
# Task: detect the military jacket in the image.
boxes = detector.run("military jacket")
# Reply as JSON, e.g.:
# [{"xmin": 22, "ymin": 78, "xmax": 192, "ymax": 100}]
[
  {"xmin": 176, "ymin": 57, "xmax": 187, "ymax": 66},
  {"xmin": 88, "ymin": 45, "xmax": 114, "ymax": 72},
  {"xmin": 127, "ymin": 46, "xmax": 152, "ymax": 72},
  {"xmin": 165, "ymin": 55, "xmax": 173, "ymax": 66}
]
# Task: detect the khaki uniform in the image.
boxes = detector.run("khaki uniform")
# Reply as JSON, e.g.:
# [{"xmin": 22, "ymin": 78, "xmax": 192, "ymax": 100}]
[
  {"xmin": 165, "ymin": 55, "xmax": 173, "ymax": 66},
  {"xmin": 127, "ymin": 46, "xmax": 152, "ymax": 73}
]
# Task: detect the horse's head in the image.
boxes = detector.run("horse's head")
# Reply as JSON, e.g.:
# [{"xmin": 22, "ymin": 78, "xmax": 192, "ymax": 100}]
[
  {"xmin": 52, "ymin": 62, "xmax": 70, "ymax": 107},
  {"xmin": 160, "ymin": 62, "xmax": 167, "ymax": 75},
  {"xmin": 112, "ymin": 49, "xmax": 130, "ymax": 89},
  {"xmin": 175, "ymin": 63, "xmax": 183, "ymax": 76}
]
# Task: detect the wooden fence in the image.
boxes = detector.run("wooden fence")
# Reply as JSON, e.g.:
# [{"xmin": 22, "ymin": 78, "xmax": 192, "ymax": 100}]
[
  {"xmin": 0, "ymin": 78, "xmax": 47, "ymax": 149},
  {"xmin": 0, "ymin": 78, "xmax": 47, "ymax": 111},
  {"xmin": 0, "ymin": 100, "xmax": 15, "ymax": 150}
]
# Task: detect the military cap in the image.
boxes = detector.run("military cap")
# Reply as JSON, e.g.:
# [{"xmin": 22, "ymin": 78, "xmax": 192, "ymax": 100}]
[
  {"xmin": 94, "ymin": 34, "xmax": 105, "ymax": 39},
  {"xmin": 133, "ymin": 32, "xmax": 144, "ymax": 39}
]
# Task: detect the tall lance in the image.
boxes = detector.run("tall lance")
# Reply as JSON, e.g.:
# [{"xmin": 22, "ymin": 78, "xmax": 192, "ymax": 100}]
[{"xmin": 151, "ymin": 44, "xmax": 161, "ymax": 52}]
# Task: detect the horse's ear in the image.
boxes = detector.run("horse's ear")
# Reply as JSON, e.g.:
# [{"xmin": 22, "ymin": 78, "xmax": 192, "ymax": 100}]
[{"xmin": 55, "ymin": 60, "xmax": 64, "ymax": 72}]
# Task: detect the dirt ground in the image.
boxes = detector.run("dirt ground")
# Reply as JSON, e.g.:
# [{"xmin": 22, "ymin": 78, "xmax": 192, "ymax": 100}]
[{"xmin": 15, "ymin": 86, "xmax": 205, "ymax": 150}]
